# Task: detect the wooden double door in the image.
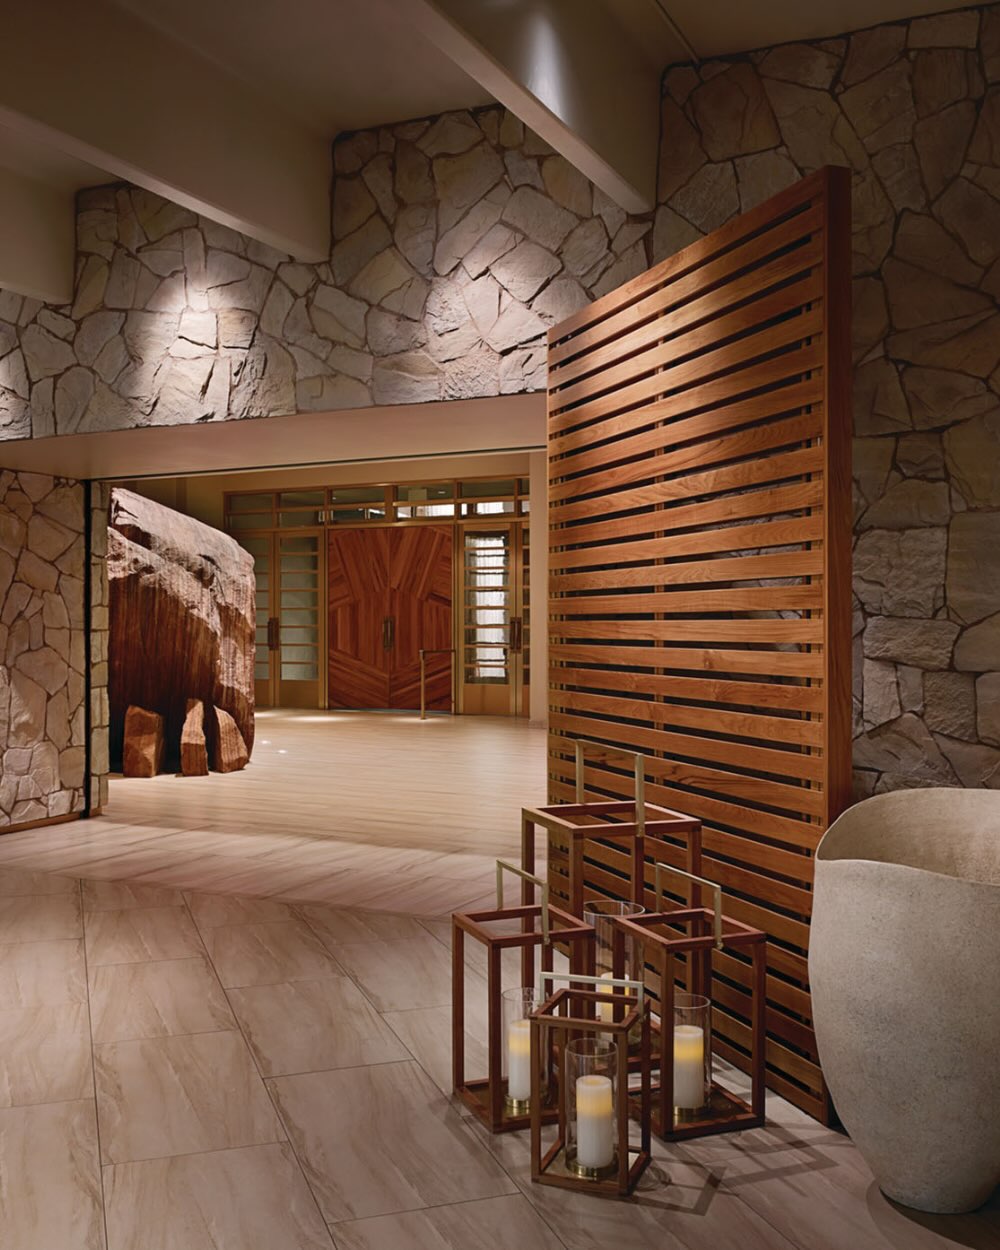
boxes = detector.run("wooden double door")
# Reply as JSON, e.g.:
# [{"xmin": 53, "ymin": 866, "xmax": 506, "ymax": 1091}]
[{"xmin": 328, "ymin": 526, "xmax": 453, "ymax": 710}]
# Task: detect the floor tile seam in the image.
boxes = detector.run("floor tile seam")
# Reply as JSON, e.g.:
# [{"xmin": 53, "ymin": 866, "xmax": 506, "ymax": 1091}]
[
  {"xmin": 79, "ymin": 877, "xmax": 113, "ymax": 1250},
  {"xmin": 91, "ymin": 1023, "xmax": 239, "ymax": 1048},
  {"xmin": 87, "ymin": 953, "xmax": 211, "ymax": 973},
  {"xmin": 99, "ymin": 1129, "xmax": 291, "ymax": 1170},
  {"xmin": 190, "ymin": 886, "xmax": 339, "ymax": 1250},
  {"xmin": 320, "ymin": 1189, "xmax": 571, "ymax": 1246}
]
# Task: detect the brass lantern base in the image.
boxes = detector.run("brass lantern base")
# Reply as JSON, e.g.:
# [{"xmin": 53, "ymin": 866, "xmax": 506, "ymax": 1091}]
[
  {"xmin": 504, "ymin": 1093, "xmax": 531, "ymax": 1115},
  {"xmin": 567, "ymin": 1151, "xmax": 619, "ymax": 1182}
]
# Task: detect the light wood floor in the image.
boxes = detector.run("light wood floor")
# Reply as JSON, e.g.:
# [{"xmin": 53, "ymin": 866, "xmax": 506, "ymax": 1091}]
[
  {"xmin": 0, "ymin": 711, "xmax": 548, "ymax": 913},
  {"xmin": 0, "ymin": 712, "xmax": 996, "ymax": 1248}
]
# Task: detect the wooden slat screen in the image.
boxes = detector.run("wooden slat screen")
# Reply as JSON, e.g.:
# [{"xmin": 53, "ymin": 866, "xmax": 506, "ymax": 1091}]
[{"xmin": 546, "ymin": 168, "xmax": 852, "ymax": 1122}]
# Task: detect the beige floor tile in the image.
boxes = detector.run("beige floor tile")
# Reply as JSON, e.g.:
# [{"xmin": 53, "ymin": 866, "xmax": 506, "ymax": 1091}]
[
  {"xmin": 0, "ymin": 892, "xmax": 82, "ymax": 943},
  {"xmin": 104, "ymin": 1143, "xmax": 332, "ymax": 1250},
  {"xmin": 381, "ymin": 1004, "xmax": 488, "ymax": 1100},
  {"xmin": 185, "ymin": 891, "xmax": 297, "ymax": 928},
  {"xmin": 89, "ymin": 957, "xmax": 235, "ymax": 1044},
  {"xmin": 469, "ymin": 1119, "xmax": 799, "ymax": 1250},
  {"xmin": 331, "ymin": 935, "xmax": 457, "ymax": 1012},
  {"xmin": 85, "ymin": 905, "xmax": 204, "ymax": 966},
  {"xmin": 0, "ymin": 1099, "xmax": 104, "ymax": 1250},
  {"xmin": 0, "ymin": 867, "xmax": 79, "ymax": 896},
  {"xmin": 0, "ymin": 1002, "xmax": 93, "ymax": 1107},
  {"xmin": 82, "ymin": 878, "xmax": 187, "ymax": 911},
  {"xmin": 203, "ymin": 920, "xmax": 344, "ymax": 988},
  {"xmin": 297, "ymin": 904, "xmax": 427, "ymax": 946},
  {"xmin": 331, "ymin": 1194, "xmax": 566, "ymax": 1250},
  {"xmin": 95, "ymin": 1029, "xmax": 284, "ymax": 1164},
  {"xmin": 228, "ymin": 976, "xmax": 408, "ymax": 1077},
  {"xmin": 269, "ymin": 1060, "xmax": 515, "ymax": 1222},
  {"xmin": 0, "ymin": 938, "xmax": 87, "ymax": 1009}
]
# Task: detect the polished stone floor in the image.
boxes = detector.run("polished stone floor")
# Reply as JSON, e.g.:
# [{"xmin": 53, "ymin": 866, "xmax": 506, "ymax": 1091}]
[
  {"xmin": 0, "ymin": 869, "xmax": 998, "ymax": 1250},
  {"xmin": 0, "ymin": 712, "xmax": 546, "ymax": 912},
  {"xmin": 0, "ymin": 713, "xmax": 997, "ymax": 1248}
]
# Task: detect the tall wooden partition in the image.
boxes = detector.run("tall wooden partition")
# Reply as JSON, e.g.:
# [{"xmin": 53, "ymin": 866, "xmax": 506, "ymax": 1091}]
[{"xmin": 546, "ymin": 168, "xmax": 852, "ymax": 1121}]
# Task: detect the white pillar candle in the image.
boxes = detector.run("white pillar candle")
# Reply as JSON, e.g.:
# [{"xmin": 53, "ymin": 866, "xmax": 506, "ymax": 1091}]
[
  {"xmin": 575, "ymin": 1070, "xmax": 612, "ymax": 1165},
  {"xmin": 597, "ymin": 970, "xmax": 615, "ymax": 1024},
  {"xmin": 673, "ymin": 1024, "xmax": 705, "ymax": 1109},
  {"xmin": 575, "ymin": 1073, "xmax": 615, "ymax": 1170},
  {"xmin": 507, "ymin": 1018, "xmax": 532, "ymax": 1102}
]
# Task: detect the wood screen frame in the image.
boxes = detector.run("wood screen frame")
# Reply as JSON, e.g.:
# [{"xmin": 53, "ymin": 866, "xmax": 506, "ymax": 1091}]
[{"xmin": 546, "ymin": 167, "xmax": 852, "ymax": 1122}]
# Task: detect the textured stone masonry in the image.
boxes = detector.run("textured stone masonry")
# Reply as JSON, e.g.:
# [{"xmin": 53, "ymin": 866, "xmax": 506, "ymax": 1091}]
[
  {"xmin": 0, "ymin": 471, "xmax": 89, "ymax": 825},
  {"xmin": 0, "ymin": 108, "xmax": 655, "ymax": 437}
]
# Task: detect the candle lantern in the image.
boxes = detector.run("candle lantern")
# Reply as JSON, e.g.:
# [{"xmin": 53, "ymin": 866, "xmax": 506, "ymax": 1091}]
[
  {"xmin": 521, "ymin": 740, "xmax": 702, "ymax": 919},
  {"xmin": 452, "ymin": 861, "xmax": 595, "ymax": 1133},
  {"xmin": 530, "ymin": 972, "xmax": 651, "ymax": 1198},
  {"xmin": 613, "ymin": 862, "xmax": 767, "ymax": 1141}
]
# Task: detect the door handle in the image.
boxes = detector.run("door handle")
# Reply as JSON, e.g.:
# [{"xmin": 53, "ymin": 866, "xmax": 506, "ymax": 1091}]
[
  {"xmin": 267, "ymin": 617, "xmax": 280, "ymax": 650},
  {"xmin": 509, "ymin": 617, "xmax": 523, "ymax": 653},
  {"xmin": 382, "ymin": 616, "xmax": 395, "ymax": 650}
]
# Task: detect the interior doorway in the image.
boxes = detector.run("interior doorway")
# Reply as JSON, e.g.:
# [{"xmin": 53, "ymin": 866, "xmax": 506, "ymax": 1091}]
[
  {"xmin": 223, "ymin": 469, "xmax": 533, "ymax": 716},
  {"xmin": 328, "ymin": 525, "xmax": 453, "ymax": 711}
]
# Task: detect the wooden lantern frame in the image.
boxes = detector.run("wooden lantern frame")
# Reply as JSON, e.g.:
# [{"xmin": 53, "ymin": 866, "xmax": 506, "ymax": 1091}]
[
  {"xmin": 452, "ymin": 861, "xmax": 595, "ymax": 1133},
  {"xmin": 530, "ymin": 971, "xmax": 651, "ymax": 1199},
  {"xmin": 614, "ymin": 862, "xmax": 767, "ymax": 1140},
  {"xmin": 521, "ymin": 740, "xmax": 702, "ymax": 916}
]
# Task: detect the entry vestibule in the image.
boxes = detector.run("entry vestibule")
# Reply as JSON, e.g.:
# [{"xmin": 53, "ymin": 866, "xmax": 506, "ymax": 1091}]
[{"xmin": 228, "ymin": 475, "xmax": 531, "ymax": 716}]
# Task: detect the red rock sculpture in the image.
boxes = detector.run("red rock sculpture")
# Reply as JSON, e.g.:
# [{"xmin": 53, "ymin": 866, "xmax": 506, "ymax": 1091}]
[{"xmin": 108, "ymin": 488, "xmax": 255, "ymax": 773}]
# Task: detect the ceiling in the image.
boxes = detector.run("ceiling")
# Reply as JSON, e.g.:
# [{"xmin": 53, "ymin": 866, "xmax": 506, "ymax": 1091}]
[
  {"xmin": 0, "ymin": 0, "xmax": 980, "ymax": 202},
  {"xmin": 111, "ymin": 0, "xmax": 492, "ymax": 137},
  {"xmin": 2, "ymin": 0, "xmax": 982, "ymax": 199}
]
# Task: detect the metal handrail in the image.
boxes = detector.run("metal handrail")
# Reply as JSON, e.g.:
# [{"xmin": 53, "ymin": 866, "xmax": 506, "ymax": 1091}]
[{"xmin": 419, "ymin": 648, "xmax": 456, "ymax": 719}]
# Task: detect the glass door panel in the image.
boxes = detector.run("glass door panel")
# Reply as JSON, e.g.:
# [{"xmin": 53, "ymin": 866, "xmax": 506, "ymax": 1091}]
[
  {"xmin": 278, "ymin": 532, "xmax": 323, "ymax": 707},
  {"xmin": 461, "ymin": 526, "xmax": 527, "ymax": 715}
]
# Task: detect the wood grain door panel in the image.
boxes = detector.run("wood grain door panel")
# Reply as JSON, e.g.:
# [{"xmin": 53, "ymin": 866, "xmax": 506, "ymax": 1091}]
[
  {"xmin": 328, "ymin": 526, "xmax": 453, "ymax": 710},
  {"xmin": 389, "ymin": 526, "xmax": 453, "ymax": 710},
  {"xmin": 328, "ymin": 528, "xmax": 390, "ymax": 709}
]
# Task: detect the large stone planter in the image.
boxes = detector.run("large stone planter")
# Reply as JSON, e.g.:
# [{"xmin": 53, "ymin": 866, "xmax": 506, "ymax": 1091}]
[{"xmin": 810, "ymin": 789, "xmax": 1000, "ymax": 1213}]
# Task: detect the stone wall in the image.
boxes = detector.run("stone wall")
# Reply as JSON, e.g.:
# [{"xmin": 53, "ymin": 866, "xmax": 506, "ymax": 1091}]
[
  {"xmin": 654, "ymin": 4, "xmax": 1000, "ymax": 793},
  {"xmin": 0, "ymin": 471, "xmax": 89, "ymax": 826},
  {"xmin": 0, "ymin": 108, "xmax": 652, "ymax": 438}
]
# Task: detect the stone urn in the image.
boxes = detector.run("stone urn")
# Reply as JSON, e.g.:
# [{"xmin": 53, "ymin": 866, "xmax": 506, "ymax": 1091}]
[{"xmin": 809, "ymin": 789, "xmax": 1000, "ymax": 1214}]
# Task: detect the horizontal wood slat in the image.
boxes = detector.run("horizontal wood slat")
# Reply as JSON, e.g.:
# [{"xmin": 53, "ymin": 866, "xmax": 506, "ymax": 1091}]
[{"xmin": 546, "ymin": 168, "xmax": 852, "ymax": 1123}]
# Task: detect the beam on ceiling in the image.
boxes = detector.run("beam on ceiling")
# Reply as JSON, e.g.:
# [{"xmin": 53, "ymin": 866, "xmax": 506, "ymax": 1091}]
[
  {"xmin": 0, "ymin": 0, "xmax": 332, "ymax": 261},
  {"xmin": 0, "ymin": 167, "xmax": 74, "ymax": 304},
  {"xmin": 394, "ymin": 0, "xmax": 660, "ymax": 213}
]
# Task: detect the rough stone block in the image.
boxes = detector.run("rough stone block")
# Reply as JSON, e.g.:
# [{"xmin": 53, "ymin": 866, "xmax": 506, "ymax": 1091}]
[
  {"xmin": 181, "ymin": 699, "xmax": 209, "ymax": 777},
  {"xmin": 122, "ymin": 706, "xmax": 164, "ymax": 778},
  {"xmin": 213, "ymin": 707, "xmax": 248, "ymax": 774}
]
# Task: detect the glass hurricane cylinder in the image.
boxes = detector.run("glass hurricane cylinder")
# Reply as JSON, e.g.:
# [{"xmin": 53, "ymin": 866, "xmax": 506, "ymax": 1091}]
[
  {"xmin": 566, "ymin": 1037, "xmax": 618, "ymax": 1179},
  {"xmin": 673, "ymin": 992, "xmax": 711, "ymax": 1114},
  {"xmin": 582, "ymin": 899, "xmax": 644, "ymax": 1024},
  {"xmin": 502, "ymin": 987, "xmax": 541, "ymax": 1112}
]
